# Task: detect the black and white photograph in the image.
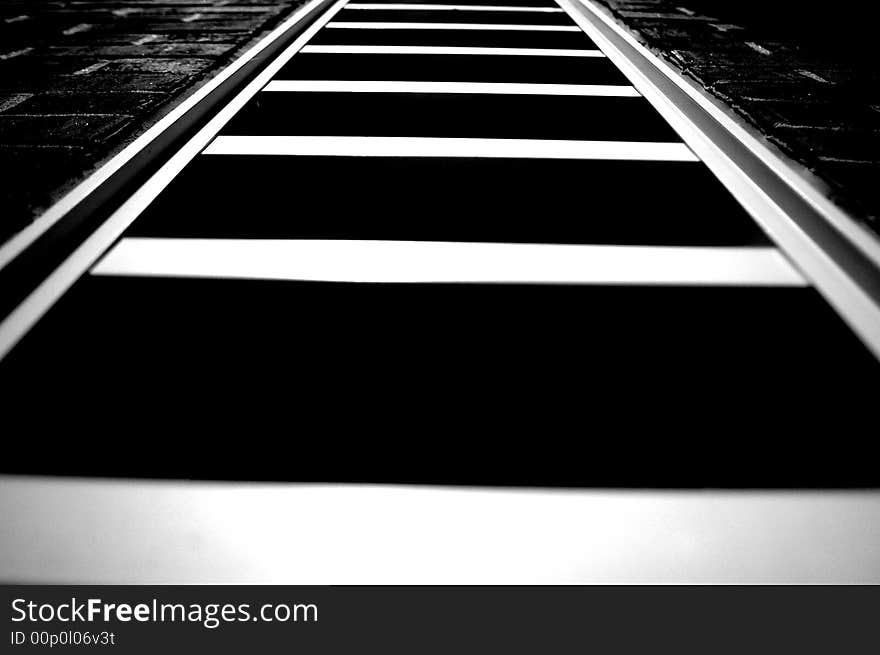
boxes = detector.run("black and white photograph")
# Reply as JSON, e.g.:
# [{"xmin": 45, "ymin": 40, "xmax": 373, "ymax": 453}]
[{"xmin": 0, "ymin": 0, "xmax": 878, "ymax": 650}]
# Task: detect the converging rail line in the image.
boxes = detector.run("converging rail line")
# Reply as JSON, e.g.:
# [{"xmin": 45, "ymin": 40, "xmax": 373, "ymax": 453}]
[{"xmin": 1, "ymin": 0, "xmax": 878, "ymax": 483}]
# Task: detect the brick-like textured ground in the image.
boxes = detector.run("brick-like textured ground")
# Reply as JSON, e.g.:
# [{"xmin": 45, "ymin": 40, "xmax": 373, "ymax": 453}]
[
  {"xmin": 0, "ymin": 0, "xmax": 305, "ymax": 244},
  {"xmin": 595, "ymin": 0, "xmax": 880, "ymax": 237}
]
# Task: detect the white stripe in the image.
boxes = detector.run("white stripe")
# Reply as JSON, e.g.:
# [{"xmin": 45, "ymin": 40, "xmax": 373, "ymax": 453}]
[
  {"xmin": 300, "ymin": 44, "xmax": 604, "ymax": 55},
  {"xmin": 203, "ymin": 136, "xmax": 698, "ymax": 161},
  {"xmin": 263, "ymin": 80, "xmax": 640, "ymax": 96},
  {"xmin": 345, "ymin": 4, "xmax": 566, "ymax": 11},
  {"xmin": 326, "ymin": 21, "xmax": 581, "ymax": 30},
  {"xmin": 5, "ymin": 477, "xmax": 880, "ymax": 583},
  {"xmin": 91, "ymin": 239, "xmax": 807, "ymax": 286}
]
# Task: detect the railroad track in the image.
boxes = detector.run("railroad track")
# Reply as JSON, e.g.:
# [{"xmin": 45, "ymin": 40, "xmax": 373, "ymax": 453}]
[{"xmin": 0, "ymin": 0, "xmax": 878, "ymax": 485}]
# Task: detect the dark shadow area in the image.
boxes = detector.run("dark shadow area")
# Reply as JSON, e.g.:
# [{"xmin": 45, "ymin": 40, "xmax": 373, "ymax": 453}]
[
  {"xmin": 2, "ymin": 276, "xmax": 877, "ymax": 488},
  {"xmin": 687, "ymin": 1, "xmax": 877, "ymax": 61}
]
